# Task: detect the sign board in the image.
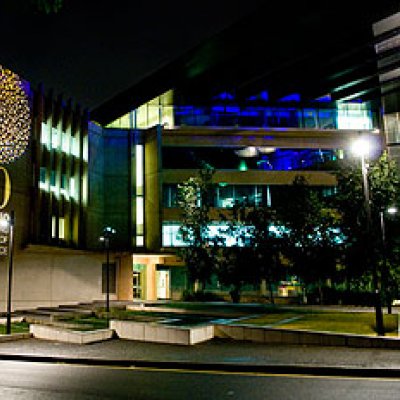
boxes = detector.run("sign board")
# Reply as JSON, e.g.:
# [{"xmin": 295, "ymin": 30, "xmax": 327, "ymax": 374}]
[
  {"xmin": 0, "ymin": 211, "xmax": 10, "ymax": 256},
  {"xmin": 0, "ymin": 167, "xmax": 10, "ymax": 210}
]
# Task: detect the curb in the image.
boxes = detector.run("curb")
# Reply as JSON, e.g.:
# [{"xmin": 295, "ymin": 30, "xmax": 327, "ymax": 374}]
[{"xmin": 0, "ymin": 353, "xmax": 399, "ymax": 378}]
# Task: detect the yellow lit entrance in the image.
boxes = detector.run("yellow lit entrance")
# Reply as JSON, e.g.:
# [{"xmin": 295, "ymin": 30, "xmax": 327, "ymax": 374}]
[{"xmin": 156, "ymin": 269, "xmax": 170, "ymax": 299}]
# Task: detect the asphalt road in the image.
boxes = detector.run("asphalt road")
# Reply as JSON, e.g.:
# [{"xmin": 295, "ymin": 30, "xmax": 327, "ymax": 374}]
[{"xmin": 1, "ymin": 360, "xmax": 400, "ymax": 399}]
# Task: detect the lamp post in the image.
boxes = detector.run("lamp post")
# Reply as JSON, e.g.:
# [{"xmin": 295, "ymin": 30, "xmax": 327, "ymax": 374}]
[
  {"xmin": 352, "ymin": 138, "xmax": 385, "ymax": 336},
  {"xmin": 0, "ymin": 211, "xmax": 14, "ymax": 335},
  {"xmin": 380, "ymin": 207, "xmax": 397, "ymax": 314},
  {"xmin": 99, "ymin": 226, "xmax": 116, "ymax": 313}
]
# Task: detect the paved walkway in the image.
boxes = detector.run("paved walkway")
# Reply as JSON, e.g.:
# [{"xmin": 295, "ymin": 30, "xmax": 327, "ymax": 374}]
[{"xmin": 1, "ymin": 337, "xmax": 400, "ymax": 371}]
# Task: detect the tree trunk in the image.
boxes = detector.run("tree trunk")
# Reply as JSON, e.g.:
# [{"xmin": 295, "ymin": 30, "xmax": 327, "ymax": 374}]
[
  {"xmin": 268, "ymin": 280, "xmax": 275, "ymax": 304},
  {"xmin": 230, "ymin": 285, "xmax": 241, "ymax": 303},
  {"xmin": 318, "ymin": 282, "xmax": 324, "ymax": 305}
]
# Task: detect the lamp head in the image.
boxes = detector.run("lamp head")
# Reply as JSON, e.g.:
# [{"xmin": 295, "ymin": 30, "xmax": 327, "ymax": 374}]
[
  {"xmin": 388, "ymin": 206, "xmax": 398, "ymax": 215},
  {"xmin": 351, "ymin": 137, "xmax": 371, "ymax": 158}
]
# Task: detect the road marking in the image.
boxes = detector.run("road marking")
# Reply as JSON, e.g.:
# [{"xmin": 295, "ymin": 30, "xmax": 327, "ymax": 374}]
[{"xmin": 51, "ymin": 362, "xmax": 400, "ymax": 382}]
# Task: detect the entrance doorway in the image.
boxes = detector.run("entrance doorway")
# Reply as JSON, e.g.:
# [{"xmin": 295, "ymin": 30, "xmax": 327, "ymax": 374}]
[
  {"xmin": 156, "ymin": 269, "xmax": 170, "ymax": 299},
  {"xmin": 132, "ymin": 271, "xmax": 142, "ymax": 299}
]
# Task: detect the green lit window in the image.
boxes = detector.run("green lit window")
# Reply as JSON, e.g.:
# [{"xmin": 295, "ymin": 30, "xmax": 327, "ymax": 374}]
[
  {"xmin": 50, "ymin": 171, "xmax": 56, "ymax": 187},
  {"xmin": 39, "ymin": 167, "xmax": 46, "ymax": 183}
]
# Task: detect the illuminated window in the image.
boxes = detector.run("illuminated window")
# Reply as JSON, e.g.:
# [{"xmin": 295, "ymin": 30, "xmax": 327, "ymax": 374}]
[
  {"xmin": 50, "ymin": 171, "xmax": 56, "ymax": 187},
  {"xmin": 135, "ymin": 144, "xmax": 144, "ymax": 246},
  {"xmin": 70, "ymin": 177, "xmax": 76, "ymax": 198},
  {"xmin": 39, "ymin": 167, "xmax": 46, "ymax": 183},
  {"xmin": 337, "ymin": 103, "xmax": 373, "ymax": 130},
  {"xmin": 59, "ymin": 218, "xmax": 65, "ymax": 239},
  {"xmin": 51, "ymin": 128, "xmax": 59, "ymax": 149},
  {"xmin": 136, "ymin": 236, "xmax": 144, "ymax": 247},
  {"xmin": 136, "ymin": 197, "xmax": 144, "ymax": 235},
  {"xmin": 71, "ymin": 136, "xmax": 80, "ymax": 157},
  {"xmin": 41, "ymin": 122, "xmax": 50, "ymax": 148},
  {"xmin": 61, "ymin": 130, "xmax": 70, "ymax": 153},
  {"xmin": 51, "ymin": 216, "xmax": 56, "ymax": 238}
]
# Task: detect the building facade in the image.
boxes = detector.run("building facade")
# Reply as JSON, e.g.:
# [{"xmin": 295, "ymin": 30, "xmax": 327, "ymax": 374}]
[{"xmin": 0, "ymin": 9, "xmax": 399, "ymax": 310}]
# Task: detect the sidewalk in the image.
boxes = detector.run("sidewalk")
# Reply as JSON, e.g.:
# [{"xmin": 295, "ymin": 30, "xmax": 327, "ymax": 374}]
[
  {"xmin": 1, "ymin": 301, "xmax": 400, "ymax": 377},
  {"xmin": 1, "ymin": 337, "xmax": 400, "ymax": 376}
]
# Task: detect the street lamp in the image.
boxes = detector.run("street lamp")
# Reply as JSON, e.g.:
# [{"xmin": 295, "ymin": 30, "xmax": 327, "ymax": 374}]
[
  {"xmin": 99, "ymin": 226, "xmax": 116, "ymax": 313},
  {"xmin": 380, "ymin": 207, "xmax": 397, "ymax": 314},
  {"xmin": 352, "ymin": 137, "xmax": 385, "ymax": 336}
]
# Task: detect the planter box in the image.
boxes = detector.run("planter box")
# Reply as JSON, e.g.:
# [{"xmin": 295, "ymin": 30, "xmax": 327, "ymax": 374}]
[
  {"xmin": 110, "ymin": 320, "xmax": 214, "ymax": 345},
  {"xmin": 30, "ymin": 324, "xmax": 114, "ymax": 344},
  {"xmin": 214, "ymin": 324, "xmax": 400, "ymax": 349}
]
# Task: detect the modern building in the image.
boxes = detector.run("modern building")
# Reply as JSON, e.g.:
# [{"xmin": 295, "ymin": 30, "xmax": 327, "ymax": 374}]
[{"xmin": 0, "ymin": 6, "xmax": 399, "ymax": 310}]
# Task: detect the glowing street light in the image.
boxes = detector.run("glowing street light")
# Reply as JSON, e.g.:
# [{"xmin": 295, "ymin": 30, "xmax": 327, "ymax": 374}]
[
  {"xmin": 352, "ymin": 137, "xmax": 385, "ymax": 336},
  {"xmin": 387, "ymin": 206, "xmax": 398, "ymax": 215}
]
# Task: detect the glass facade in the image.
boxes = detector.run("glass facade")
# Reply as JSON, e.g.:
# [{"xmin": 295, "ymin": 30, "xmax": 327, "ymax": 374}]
[
  {"xmin": 163, "ymin": 184, "xmax": 335, "ymax": 209},
  {"xmin": 106, "ymin": 89, "xmax": 376, "ymax": 131},
  {"xmin": 162, "ymin": 147, "xmax": 342, "ymax": 171}
]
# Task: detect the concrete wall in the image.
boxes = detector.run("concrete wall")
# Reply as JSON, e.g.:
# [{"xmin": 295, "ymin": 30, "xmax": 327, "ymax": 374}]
[
  {"xmin": 0, "ymin": 245, "xmax": 117, "ymax": 311},
  {"xmin": 117, "ymin": 254, "xmax": 133, "ymax": 301}
]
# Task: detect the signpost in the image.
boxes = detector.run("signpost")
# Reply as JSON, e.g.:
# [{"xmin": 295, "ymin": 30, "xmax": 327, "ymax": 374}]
[{"xmin": 0, "ymin": 210, "xmax": 13, "ymax": 334}]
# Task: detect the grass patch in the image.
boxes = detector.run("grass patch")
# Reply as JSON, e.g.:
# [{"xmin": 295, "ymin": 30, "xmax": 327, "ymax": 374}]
[
  {"xmin": 0, "ymin": 322, "xmax": 30, "ymax": 334},
  {"xmin": 234, "ymin": 313, "xmax": 299, "ymax": 326},
  {"xmin": 276, "ymin": 312, "xmax": 398, "ymax": 336},
  {"xmin": 149, "ymin": 302, "xmax": 284, "ymax": 315}
]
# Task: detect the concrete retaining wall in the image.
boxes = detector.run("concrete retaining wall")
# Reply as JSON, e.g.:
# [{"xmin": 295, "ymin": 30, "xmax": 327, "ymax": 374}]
[
  {"xmin": 0, "ymin": 245, "xmax": 117, "ymax": 312},
  {"xmin": 214, "ymin": 324, "xmax": 400, "ymax": 349},
  {"xmin": 110, "ymin": 320, "xmax": 214, "ymax": 345},
  {"xmin": 30, "ymin": 324, "xmax": 114, "ymax": 344}
]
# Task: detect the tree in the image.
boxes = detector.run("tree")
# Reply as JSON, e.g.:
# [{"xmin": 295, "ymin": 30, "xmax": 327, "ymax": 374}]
[
  {"xmin": 335, "ymin": 151, "xmax": 400, "ymax": 305},
  {"xmin": 32, "ymin": 0, "xmax": 63, "ymax": 13},
  {"xmin": 215, "ymin": 203, "xmax": 258, "ymax": 303},
  {"xmin": 177, "ymin": 165, "xmax": 222, "ymax": 292},
  {"xmin": 245, "ymin": 206, "xmax": 285, "ymax": 304},
  {"xmin": 3, "ymin": 0, "xmax": 64, "ymax": 14},
  {"xmin": 277, "ymin": 176, "xmax": 342, "ymax": 303}
]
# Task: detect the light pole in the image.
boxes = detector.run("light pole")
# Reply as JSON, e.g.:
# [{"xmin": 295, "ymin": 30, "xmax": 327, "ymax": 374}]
[
  {"xmin": 0, "ymin": 211, "xmax": 15, "ymax": 335},
  {"xmin": 380, "ymin": 206, "xmax": 397, "ymax": 314},
  {"xmin": 99, "ymin": 226, "xmax": 116, "ymax": 313},
  {"xmin": 352, "ymin": 138, "xmax": 385, "ymax": 336}
]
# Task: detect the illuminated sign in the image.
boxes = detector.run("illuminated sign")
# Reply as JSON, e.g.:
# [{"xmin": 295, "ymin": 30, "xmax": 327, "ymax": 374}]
[
  {"xmin": 0, "ymin": 167, "xmax": 11, "ymax": 210},
  {"xmin": 0, "ymin": 212, "xmax": 10, "ymax": 256}
]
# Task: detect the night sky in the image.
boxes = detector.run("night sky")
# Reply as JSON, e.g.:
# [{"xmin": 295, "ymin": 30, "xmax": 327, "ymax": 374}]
[{"xmin": 0, "ymin": 0, "xmax": 263, "ymax": 109}]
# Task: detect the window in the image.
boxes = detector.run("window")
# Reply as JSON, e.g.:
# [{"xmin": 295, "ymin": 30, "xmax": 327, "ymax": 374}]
[
  {"xmin": 59, "ymin": 217, "xmax": 65, "ymax": 239},
  {"xmin": 162, "ymin": 184, "xmax": 178, "ymax": 207},
  {"xmin": 39, "ymin": 167, "xmax": 46, "ymax": 183}
]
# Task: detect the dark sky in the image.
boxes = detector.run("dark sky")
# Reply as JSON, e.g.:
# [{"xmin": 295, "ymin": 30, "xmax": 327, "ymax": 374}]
[{"xmin": 0, "ymin": 0, "xmax": 263, "ymax": 110}]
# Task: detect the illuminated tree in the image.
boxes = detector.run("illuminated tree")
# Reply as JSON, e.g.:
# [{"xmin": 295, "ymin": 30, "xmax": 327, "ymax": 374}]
[{"xmin": 0, "ymin": 66, "xmax": 31, "ymax": 164}]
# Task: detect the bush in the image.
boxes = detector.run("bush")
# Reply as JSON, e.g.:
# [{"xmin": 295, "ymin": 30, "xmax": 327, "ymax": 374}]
[
  {"xmin": 306, "ymin": 287, "xmax": 376, "ymax": 306},
  {"xmin": 182, "ymin": 290, "xmax": 224, "ymax": 302}
]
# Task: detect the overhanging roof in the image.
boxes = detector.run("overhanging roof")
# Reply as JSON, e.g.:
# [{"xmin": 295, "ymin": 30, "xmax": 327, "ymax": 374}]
[{"xmin": 91, "ymin": 2, "xmax": 400, "ymax": 126}]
